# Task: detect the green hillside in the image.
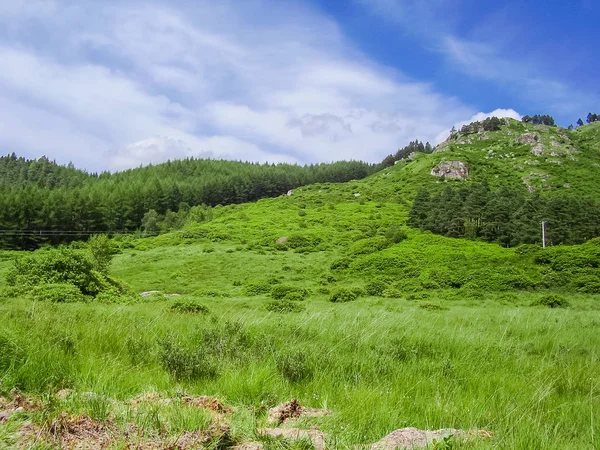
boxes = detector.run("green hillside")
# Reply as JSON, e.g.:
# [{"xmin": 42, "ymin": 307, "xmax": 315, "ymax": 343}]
[
  {"xmin": 1, "ymin": 121, "xmax": 600, "ymax": 449},
  {"xmin": 378, "ymin": 119, "xmax": 600, "ymax": 198}
]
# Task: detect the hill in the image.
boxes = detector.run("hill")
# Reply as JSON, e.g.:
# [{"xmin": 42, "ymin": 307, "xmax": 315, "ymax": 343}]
[
  {"xmin": 1, "ymin": 120, "xmax": 600, "ymax": 449},
  {"xmin": 0, "ymin": 156, "xmax": 375, "ymax": 249}
]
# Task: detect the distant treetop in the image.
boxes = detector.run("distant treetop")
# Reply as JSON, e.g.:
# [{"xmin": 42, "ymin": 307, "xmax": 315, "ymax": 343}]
[{"xmin": 521, "ymin": 114, "xmax": 556, "ymax": 126}]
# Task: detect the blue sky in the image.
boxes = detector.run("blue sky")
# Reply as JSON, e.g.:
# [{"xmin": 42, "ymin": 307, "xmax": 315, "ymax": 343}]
[{"xmin": 0, "ymin": 0, "xmax": 597, "ymax": 171}]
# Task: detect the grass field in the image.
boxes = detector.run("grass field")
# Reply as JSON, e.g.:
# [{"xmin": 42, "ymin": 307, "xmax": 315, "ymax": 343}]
[
  {"xmin": 1, "ymin": 238, "xmax": 599, "ymax": 449},
  {"xmin": 2, "ymin": 122, "xmax": 600, "ymax": 448}
]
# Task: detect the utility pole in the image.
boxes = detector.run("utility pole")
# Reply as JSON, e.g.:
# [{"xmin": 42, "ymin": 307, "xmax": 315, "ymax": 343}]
[{"xmin": 542, "ymin": 221, "xmax": 547, "ymax": 248}]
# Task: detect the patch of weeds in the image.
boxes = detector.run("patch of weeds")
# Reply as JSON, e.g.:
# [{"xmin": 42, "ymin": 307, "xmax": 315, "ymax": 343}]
[
  {"xmin": 276, "ymin": 349, "xmax": 313, "ymax": 383},
  {"xmin": 158, "ymin": 339, "xmax": 218, "ymax": 381},
  {"xmin": 266, "ymin": 300, "xmax": 306, "ymax": 313},
  {"xmin": 432, "ymin": 434, "xmax": 457, "ymax": 450},
  {"xmin": 169, "ymin": 301, "xmax": 210, "ymax": 314},
  {"xmin": 316, "ymin": 287, "xmax": 330, "ymax": 295},
  {"xmin": 243, "ymin": 281, "xmax": 272, "ymax": 296},
  {"xmin": 194, "ymin": 289, "xmax": 230, "ymax": 298},
  {"xmin": 418, "ymin": 302, "xmax": 447, "ymax": 311},
  {"xmin": 126, "ymin": 335, "xmax": 154, "ymax": 366}
]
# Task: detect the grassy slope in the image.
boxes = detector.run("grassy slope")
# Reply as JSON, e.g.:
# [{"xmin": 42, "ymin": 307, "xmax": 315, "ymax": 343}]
[
  {"xmin": 1, "ymin": 122, "xmax": 600, "ymax": 449},
  {"xmin": 383, "ymin": 120, "xmax": 600, "ymax": 198}
]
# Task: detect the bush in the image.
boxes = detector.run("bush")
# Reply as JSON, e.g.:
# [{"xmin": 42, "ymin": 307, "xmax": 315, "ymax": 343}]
[
  {"xmin": 282, "ymin": 292, "xmax": 306, "ymax": 302},
  {"xmin": 319, "ymin": 273, "xmax": 337, "ymax": 285},
  {"xmin": 534, "ymin": 294, "xmax": 570, "ymax": 308},
  {"xmin": 266, "ymin": 300, "xmax": 306, "ymax": 313},
  {"xmin": 383, "ymin": 288, "xmax": 403, "ymax": 298},
  {"xmin": 276, "ymin": 349, "xmax": 313, "ymax": 382},
  {"xmin": 29, "ymin": 283, "xmax": 86, "ymax": 303},
  {"xmin": 330, "ymin": 258, "xmax": 352, "ymax": 271},
  {"xmin": 351, "ymin": 287, "xmax": 365, "ymax": 297},
  {"xmin": 365, "ymin": 280, "xmax": 387, "ymax": 296},
  {"xmin": 270, "ymin": 285, "xmax": 309, "ymax": 300},
  {"xmin": 169, "ymin": 301, "xmax": 210, "ymax": 314},
  {"xmin": 383, "ymin": 224, "xmax": 408, "ymax": 244},
  {"xmin": 349, "ymin": 236, "xmax": 390, "ymax": 256},
  {"xmin": 242, "ymin": 281, "xmax": 272, "ymax": 296},
  {"xmin": 571, "ymin": 275, "xmax": 600, "ymax": 293},
  {"xmin": 329, "ymin": 288, "xmax": 358, "ymax": 303},
  {"xmin": 158, "ymin": 339, "xmax": 218, "ymax": 381},
  {"xmin": 7, "ymin": 247, "xmax": 127, "ymax": 298}
]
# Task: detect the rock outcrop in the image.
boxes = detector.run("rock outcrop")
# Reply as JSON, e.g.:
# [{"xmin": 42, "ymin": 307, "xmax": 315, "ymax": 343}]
[{"xmin": 431, "ymin": 161, "xmax": 469, "ymax": 179}]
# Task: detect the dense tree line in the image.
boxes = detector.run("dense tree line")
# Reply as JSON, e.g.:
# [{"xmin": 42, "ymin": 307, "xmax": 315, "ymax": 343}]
[
  {"xmin": 460, "ymin": 116, "xmax": 503, "ymax": 134},
  {"xmin": 380, "ymin": 140, "xmax": 433, "ymax": 168},
  {"xmin": 408, "ymin": 183, "xmax": 600, "ymax": 247},
  {"xmin": 522, "ymin": 115, "xmax": 556, "ymax": 126},
  {"xmin": 0, "ymin": 154, "xmax": 375, "ymax": 249}
]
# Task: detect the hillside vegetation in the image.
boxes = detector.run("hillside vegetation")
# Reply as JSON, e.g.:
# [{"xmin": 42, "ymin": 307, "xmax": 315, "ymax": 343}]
[
  {"xmin": 0, "ymin": 120, "xmax": 600, "ymax": 449},
  {"xmin": 0, "ymin": 156, "xmax": 374, "ymax": 249}
]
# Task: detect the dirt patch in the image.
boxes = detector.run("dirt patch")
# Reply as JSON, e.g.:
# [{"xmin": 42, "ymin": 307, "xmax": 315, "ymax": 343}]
[
  {"xmin": 370, "ymin": 428, "xmax": 492, "ymax": 449},
  {"xmin": 19, "ymin": 413, "xmax": 231, "ymax": 450},
  {"xmin": 0, "ymin": 391, "xmax": 41, "ymax": 423},
  {"xmin": 182, "ymin": 394, "xmax": 233, "ymax": 414},
  {"xmin": 43, "ymin": 413, "xmax": 115, "ymax": 449},
  {"xmin": 268, "ymin": 399, "xmax": 331, "ymax": 425},
  {"xmin": 261, "ymin": 427, "xmax": 326, "ymax": 450}
]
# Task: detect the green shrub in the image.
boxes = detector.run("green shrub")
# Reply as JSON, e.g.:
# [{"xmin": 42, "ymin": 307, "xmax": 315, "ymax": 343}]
[
  {"xmin": 270, "ymin": 285, "xmax": 309, "ymax": 300},
  {"xmin": 158, "ymin": 339, "xmax": 218, "ymax": 381},
  {"xmin": 283, "ymin": 292, "xmax": 306, "ymax": 302},
  {"xmin": 330, "ymin": 258, "xmax": 352, "ymax": 271},
  {"xmin": 317, "ymin": 287, "xmax": 331, "ymax": 295},
  {"xmin": 7, "ymin": 247, "xmax": 127, "ymax": 298},
  {"xmin": 242, "ymin": 281, "xmax": 272, "ymax": 296},
  {"xmin": 534, "ymin": 294, "xmax": 570, "ymax": 308},
  {"xmin": 319, "ymin": 273, "xmax": 337, "ymax": 285},
  {"xmin": 571, "ymin": 274, "xmax": 600, "ymax": 293},
  {"xmin": 383, "ymin": 224, "xmax": 408, "ymax": 244},
  {"xmin": 329, "ymin": 288, "xmax": 358, "ymax": 303},
  {"xmin": 29, "ymin": 283, "xmax": 85, "ymax": 303},
  {"xmin": 514, "ymin": 244, "xmax": 542, "ymax": 256},
  {"xmin": 87, "ymin": 234, "xmax": 115, "ymax": 274},
  {"xmin": 351, "ymin": 287, "xmax": 365, "ymax": 297},
  {"xmin": 419, "ymin": 302, "xmax": 446, "ymax": 311},
  {"xmin": 266, "ymin": 300, "xmax": 306, "ymax": 313},
  {"xmin": 364, "ymin": 280, "xmax": 387, "ymax": 296},
  {"xmin": 383, "ymin": 288, "xmax": 403, "ymax": 298},
  {"xmin": 169, "ymin": 301, "xmax": 210, "ymax": 314},
  {"xmin": 349, "ymin": 236, "xmax": 390, "ymax": 256},
  {"xmin": 276, "ymin": 349, "xmax": 313, "ymax": 382}
]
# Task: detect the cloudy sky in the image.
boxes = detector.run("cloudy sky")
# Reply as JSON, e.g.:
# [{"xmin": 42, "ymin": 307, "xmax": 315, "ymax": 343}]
[{"xmin": 0, "ymin": 0, "xmax": 597, "ymax": 172}]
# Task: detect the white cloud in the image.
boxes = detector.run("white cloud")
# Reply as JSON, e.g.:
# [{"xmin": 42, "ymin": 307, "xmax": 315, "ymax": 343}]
[{"xmin": 0, "ymin": 0, "xmax": 484, "ymax": 171}]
